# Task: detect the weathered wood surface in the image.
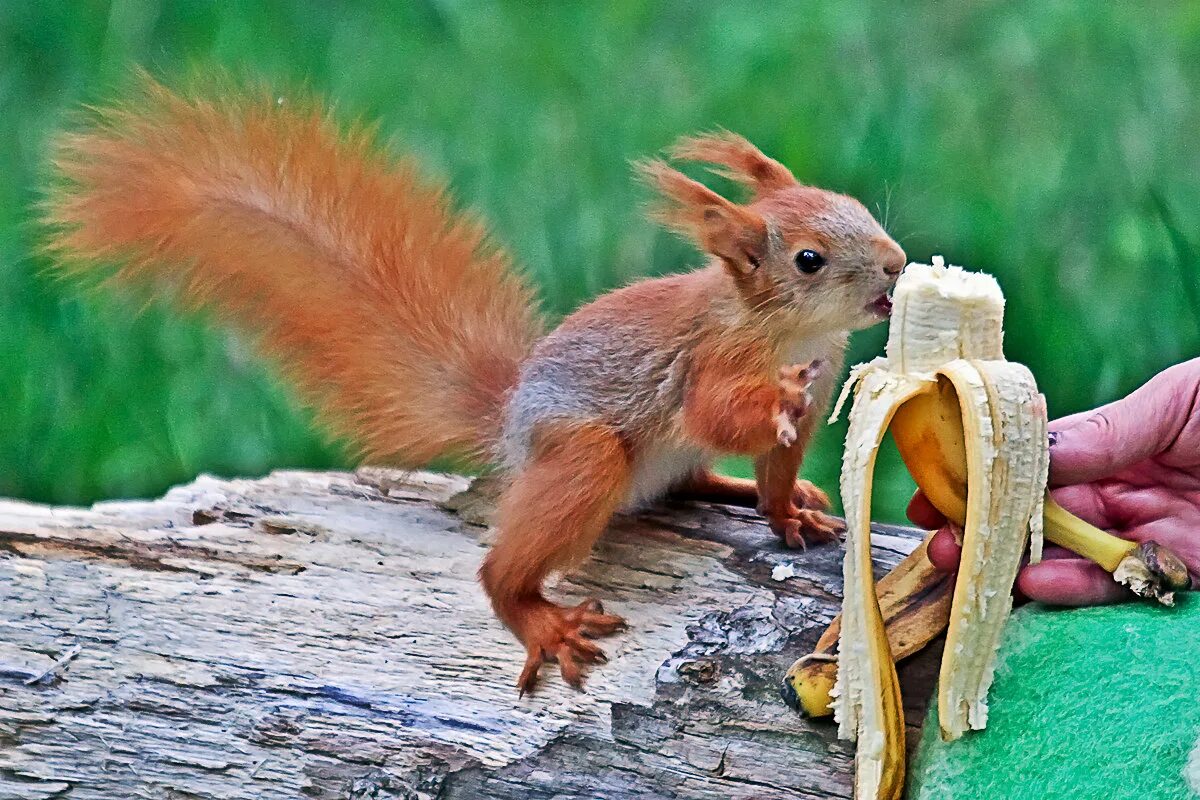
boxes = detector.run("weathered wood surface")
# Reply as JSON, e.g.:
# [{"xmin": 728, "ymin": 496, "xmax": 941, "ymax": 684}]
[{"xmin": 0, "ymin": 469, "xmax": 935, "ymax": 800}]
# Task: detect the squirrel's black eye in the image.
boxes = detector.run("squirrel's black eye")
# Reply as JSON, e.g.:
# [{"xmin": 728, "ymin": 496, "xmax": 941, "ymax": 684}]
[{"xmin": 795, "ymin": 249, "xmax": 826, "ymax": 274}]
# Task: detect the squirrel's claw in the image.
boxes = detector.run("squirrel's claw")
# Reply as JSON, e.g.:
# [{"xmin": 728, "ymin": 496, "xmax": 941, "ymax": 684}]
[
  {"xmin": 776, "ymin": 411, "xmax": 799, "ymax": 447},
  {"xmin": 765, "ymin": 507, "xmax": 843, "ymax": 549}
]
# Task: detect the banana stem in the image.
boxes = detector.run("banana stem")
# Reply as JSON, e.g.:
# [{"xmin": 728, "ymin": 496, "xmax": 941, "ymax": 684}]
[
  {"xmin": 1042, "ymin": 496, "xmax": 1133, "ymax": 572},
  {"xmin": 1043, "ymin": 494, "xmax": 1190, "ymax": 604}
]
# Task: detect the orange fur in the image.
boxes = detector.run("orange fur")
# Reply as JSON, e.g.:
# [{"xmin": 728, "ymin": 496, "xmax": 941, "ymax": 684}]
[
  {"xmin": 44, "ymin": 79, "xmax": 905, "ymax": 693},
  {"xmin": 670, "ymin": 470, "xmax": 760, "ymax": 507},
  {"xmin": 671, "ymin": 468, "xmax": 828, "ymax": 516},
  {"xmin": 635, "ymin": 159, "xmax": 768, "ymax": 274},
  {"xmin": 44, "ymin": 76, "xmax": 542, "ymax": 466},
  {"xmin": 480, "ymin": 421, "xmax": 630, "ymax": 693},
  {"xmin": 754, "ymin": 442, "xmax": 838, "ymax": 548},
  {"xmin": 681, "ymin": 339, "xmax": 781, "ymax": 453},
  {"xmin": 669, "ymin": 130, "xmax": 796, "ymax": 197}
]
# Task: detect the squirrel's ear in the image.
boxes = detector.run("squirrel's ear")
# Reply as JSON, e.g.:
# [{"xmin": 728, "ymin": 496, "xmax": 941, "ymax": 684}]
[
  {"xmin": 669, "ymin": 131, "xmax": 795, "ymax": 198},
  {"xmin": 637, "ymin": 159, "xmax": 768, "ymax": 275}
]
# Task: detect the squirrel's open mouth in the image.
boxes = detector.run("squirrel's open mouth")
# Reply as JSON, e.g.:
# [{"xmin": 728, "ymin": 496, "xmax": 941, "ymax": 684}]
[{"xmin": 868, "ymin": 293, "xmax": 893, "ymax": 317}]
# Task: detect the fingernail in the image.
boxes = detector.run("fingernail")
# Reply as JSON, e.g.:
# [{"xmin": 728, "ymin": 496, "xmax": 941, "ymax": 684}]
[{"xmin": 1048, "ymin": 431, "xmax": 1060, "ymax": 448}]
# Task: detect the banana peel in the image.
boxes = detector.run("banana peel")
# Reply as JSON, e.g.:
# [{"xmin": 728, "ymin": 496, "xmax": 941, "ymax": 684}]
[
  {"xmin": 823, "ymin": 259, "xmax": 1190, "ymax": 798},
  {"xmin": 834, "ymin": 366, "xmax": 924, "ymax": 798},
  {"xmin": 782, "ymin": 532, "xmax": 952, "ymax": 718}
]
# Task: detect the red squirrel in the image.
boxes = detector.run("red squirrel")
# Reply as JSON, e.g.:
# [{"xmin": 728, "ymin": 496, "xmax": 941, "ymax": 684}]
[{"xmin": 46, "ymin": 77, "xmax": 904, "ymax": 693}]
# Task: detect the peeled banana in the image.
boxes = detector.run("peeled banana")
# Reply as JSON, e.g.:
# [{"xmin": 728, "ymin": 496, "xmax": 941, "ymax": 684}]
[
  {"xmin": 889, "ymin": 362, "xmax": 1191, "ymax": 606},
  {"xmin": 828, "ymin": 258, "xmax": 1190, "ymax": 798}
]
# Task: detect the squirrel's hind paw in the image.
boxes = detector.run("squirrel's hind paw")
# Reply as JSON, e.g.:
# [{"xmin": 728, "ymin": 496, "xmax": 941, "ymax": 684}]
[
  {"xmin": 766, "ymin": 508, "xmax": 843, "ymax": 550},
  {"xmin": 793, "ymin": 479, "xmax": 831, "ymax": 511},
  {"xmin": 514, "ymin": 598, "xmax": 626, "ymax": 696}
]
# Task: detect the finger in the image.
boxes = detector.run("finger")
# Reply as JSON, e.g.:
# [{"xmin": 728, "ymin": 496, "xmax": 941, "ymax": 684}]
[
  {"xmin": 1038, "ymin": 545, "xmax": 1081, "ymax": 560},
  {"xmin": 1049, "ymin": 358, "xmax": 1200, "ymax": 485},
  {"xmin": 1049, "ymin": 483, "xmax": 1113, "ymax": 529},
  {"xmin": 1012, "ymin": 576, "xmax": 1029, "ymax": 606},
  {"xmin": 776, "ymin": 413, "xmax": 798, "ymax": 447},
  {"xmin": 927, "ymin": 525, "xmax": 962, "ymax": 572},
  {"xmin": 797, "ymin": 508, "xmax": 844, "ymax": 542},
  {"xmin": 1047, "ymin": 407, "xmax": 1100, "ymax": 435},
  {"xmin": 1017, "ymin": 559, "xmax": 1129, "ymax": 606},
  {"xmin": 906, "ymin": 491, "xmax": 947, "ymax": 530}
]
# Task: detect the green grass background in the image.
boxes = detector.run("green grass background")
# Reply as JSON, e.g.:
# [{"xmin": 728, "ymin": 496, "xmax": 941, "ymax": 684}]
[{"xmin": 3, "ymin": 1, "xmax": 1199, "ymax": 520}]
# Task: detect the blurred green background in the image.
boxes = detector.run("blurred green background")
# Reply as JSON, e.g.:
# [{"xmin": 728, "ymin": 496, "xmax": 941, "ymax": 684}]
[{"xmin": 3, "ymin": 1, "xmax": 1198, "ymax": 522}]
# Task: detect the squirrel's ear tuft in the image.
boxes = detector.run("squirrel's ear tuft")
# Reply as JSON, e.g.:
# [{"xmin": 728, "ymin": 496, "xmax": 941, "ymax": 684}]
[
  {"xmin": 636, "ymin": 158, "xmax": 768, "ymax": 274},
  {"xmin": 669, "ymin": 131, "xmax": 795, "ymax": 198}
]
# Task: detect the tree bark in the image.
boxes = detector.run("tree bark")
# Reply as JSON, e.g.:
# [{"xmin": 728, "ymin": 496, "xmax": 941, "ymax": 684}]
[{"xmin": 0, "ymin": 469, "xmax": 935, "ymax": 800}]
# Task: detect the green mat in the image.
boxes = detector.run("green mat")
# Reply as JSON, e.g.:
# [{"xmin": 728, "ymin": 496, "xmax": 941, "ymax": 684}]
[{"xmin": 911, "ymin": 596, "xmax": 1200, "ymax": 799}]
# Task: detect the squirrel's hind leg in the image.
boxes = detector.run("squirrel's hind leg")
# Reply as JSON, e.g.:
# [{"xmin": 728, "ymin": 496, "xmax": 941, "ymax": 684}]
[
  {"xmin": 669, "ymin": 470, "xmax": 760, "ymax": 507},
  {"xmin": 671, "ymin": 468, "xmax": 835, "ymax": 533},
  {"xmin": 479, "ymin": 421, "xmax": 630, "ymax": 695}
]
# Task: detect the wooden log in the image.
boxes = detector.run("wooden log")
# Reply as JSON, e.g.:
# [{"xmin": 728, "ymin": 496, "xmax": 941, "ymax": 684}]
[{"xmin": 0, "ymin": 469, "xmax": 935, "ymax": 799}]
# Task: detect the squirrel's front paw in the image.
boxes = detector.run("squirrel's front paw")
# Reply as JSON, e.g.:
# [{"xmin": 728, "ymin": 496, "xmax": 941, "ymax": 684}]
[
  {"xmin": 778, "ymin": 359, "xmax": 823, "ymax": 424},
  {"xmin": 775, "ymin": 411, "xmax": 799, "ymax": 447}
]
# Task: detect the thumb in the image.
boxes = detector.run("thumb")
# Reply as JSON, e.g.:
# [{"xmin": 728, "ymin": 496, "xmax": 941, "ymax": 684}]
[
  {"xmin": 1049, "ymin": 359, "xmax": 1199, "ymax": 485},
  {"xmin": 1048, "ymin": 403, "xmax": 1153, "ymax": 485}
]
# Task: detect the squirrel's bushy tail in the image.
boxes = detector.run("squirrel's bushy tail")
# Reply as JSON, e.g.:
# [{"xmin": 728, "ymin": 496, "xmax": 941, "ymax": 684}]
[{"xmin": 45, "ymin": 76, "xmax": 542, "ymax": 467}]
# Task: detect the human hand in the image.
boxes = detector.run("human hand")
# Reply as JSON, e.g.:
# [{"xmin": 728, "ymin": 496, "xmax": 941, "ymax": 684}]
[{"xmin": 908, "ymin": 357, "xmax": 1200, "ymax": 605}]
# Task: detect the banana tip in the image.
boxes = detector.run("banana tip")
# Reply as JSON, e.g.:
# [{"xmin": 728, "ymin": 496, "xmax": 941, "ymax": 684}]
[
  {"xmin": 1139, "ymin": 541, "xmax": 1192, "ymax": 592},
  {"xmin": 1114, "ymin": 542, "xmax": 1192, "ymax": 606},
  {"xmin": 780, "ymin": 675, "xmax": 803, "ymax": 713}
]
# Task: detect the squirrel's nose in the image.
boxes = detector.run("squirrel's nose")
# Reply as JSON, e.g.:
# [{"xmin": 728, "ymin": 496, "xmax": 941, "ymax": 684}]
[{"xmin": 878, "ymin": 240, "xmax": 906, "ymax": 276}]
